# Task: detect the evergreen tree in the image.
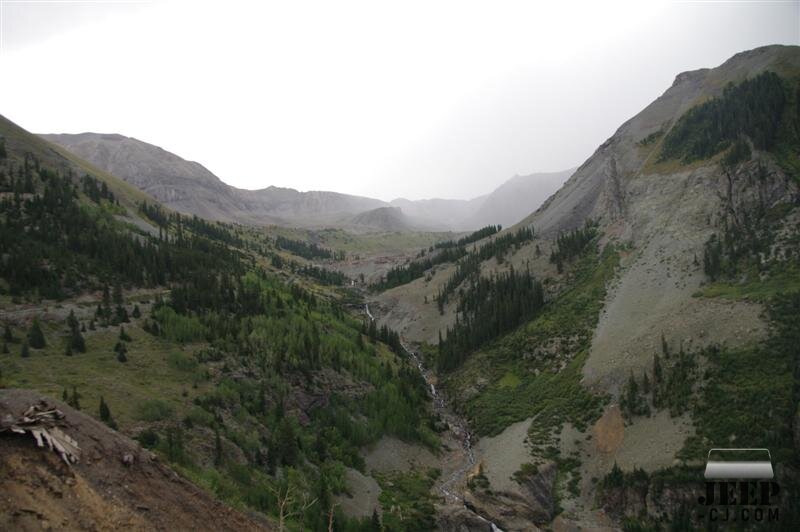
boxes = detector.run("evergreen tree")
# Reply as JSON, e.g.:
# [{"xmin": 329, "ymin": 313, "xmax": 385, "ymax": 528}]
[
  {"xmin": 99, "ymin": 396, "xmax": 110, "ymax": 421},
  {"xmin": 132, "ymin": 304, "xmax": 141, "ymax": 318},
  {"xmin": 115, "ymin": 341, "xmax": 128, "ymax": 362},
  {"xmin": 28, "ymin": 318, "xmax": 46, "ymax": 348},
  {"xmin": 370, "ymin": 508, "xmax": 381, "ymax": 531},
  {"xmin": 115, "ymin": 304, "xmax": 129, "ymax": 324},
  {"xmin": 119, "ymin": 326, "xmax": 132, "ymax": 342},
  {"xmin": 113, "ymin": 281, "xmax": 124, "ymax": 306},
  {"xmin": 69, "ymin": 386, "xmax": 81, "ymax": 410},
  {"xmin": 66, "ymin": 310, "xmax": 86, "ymax": 353},
  {"xmin": 21, "ymin": 340, "xmax": 30, "ymax": 358},
  {"xmin": 99, "ymin": 396, "xmax": 117, "ymax": 429},
  {"xmin": 214, "ymin": 426, "xmax": 223, "ymax": 466}
]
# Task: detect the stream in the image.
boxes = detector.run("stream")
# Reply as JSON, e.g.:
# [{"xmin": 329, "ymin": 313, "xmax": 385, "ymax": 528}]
[{"xmin": 365, "ymin": 304, "xmax": 503, "ymax": 531}]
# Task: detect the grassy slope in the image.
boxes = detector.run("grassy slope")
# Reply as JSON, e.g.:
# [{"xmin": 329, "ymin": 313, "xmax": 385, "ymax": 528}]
[{"xmin": 0, "ymin": 115, "xmax": 155, "ymax": 211}]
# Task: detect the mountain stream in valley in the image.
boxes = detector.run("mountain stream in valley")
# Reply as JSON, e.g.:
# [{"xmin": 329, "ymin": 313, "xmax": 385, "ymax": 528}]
[{"xmin": 365, "ymin": 304, "xmax": 502, "ymax": 531}]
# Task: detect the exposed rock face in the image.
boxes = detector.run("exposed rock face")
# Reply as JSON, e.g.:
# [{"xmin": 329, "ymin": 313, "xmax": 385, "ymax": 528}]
[
  {"xmin": 436, "ymin": 504, "xmax": 496, "ymax": 531},
  {"xmin": 465, "ymin": 462, "xmax": 556, "ymax": 531}
]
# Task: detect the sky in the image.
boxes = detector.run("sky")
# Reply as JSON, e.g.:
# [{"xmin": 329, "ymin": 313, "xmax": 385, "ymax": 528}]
[{"xmin": 0, "ymin": 1, "xmax": 798, "ymax": 201}]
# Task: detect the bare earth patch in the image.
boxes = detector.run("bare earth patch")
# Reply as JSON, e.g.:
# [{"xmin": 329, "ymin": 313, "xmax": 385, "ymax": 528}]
[
  {"xmin": 363, "ymin": 436, "xmax": 439, "ymax": 474},
  {"xmin": 334, "ymin": 467, "xmax": 381, "ymax": 518},
  {"xmin": 473, "ymin": 417, "xmax": 533, "ymax": 493}
]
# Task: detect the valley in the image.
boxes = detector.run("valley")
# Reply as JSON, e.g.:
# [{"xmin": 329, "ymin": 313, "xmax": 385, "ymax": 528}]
[{"xmin": 2, "ymin": 43, "xmax": 800, "ymax": 532}]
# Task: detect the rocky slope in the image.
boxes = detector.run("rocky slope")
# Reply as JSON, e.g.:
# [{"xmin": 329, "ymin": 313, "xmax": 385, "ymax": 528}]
[
  {"xmin": 369, "ymin": 44, "xmax": 800, "ymax": 530},
  {"xmin": 0, "ymin": 389, "xmax": 271, "ymax": 531}
]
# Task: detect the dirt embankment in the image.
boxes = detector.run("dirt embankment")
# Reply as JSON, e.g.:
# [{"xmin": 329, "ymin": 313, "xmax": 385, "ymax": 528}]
[{"xmin": 0, "ymin": 389, "xmax": 272, "ymax": 531}]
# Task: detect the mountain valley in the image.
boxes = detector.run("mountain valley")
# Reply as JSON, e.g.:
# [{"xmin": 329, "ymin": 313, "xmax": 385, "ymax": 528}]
[{"xmin": 2, "ymin": 43, "xmax": 800, "ymax": 532}]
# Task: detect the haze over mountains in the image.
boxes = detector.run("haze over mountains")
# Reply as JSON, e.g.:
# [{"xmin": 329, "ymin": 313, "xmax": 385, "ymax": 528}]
[{"xmin": 42, "ymin": 132, "xmax": 570, "ymax": 232}]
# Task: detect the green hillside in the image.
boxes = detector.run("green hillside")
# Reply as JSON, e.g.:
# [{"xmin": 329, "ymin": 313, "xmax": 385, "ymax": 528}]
[{"xmin": 0, "ymin": 116, "xmax": 438, "ymax": 531}]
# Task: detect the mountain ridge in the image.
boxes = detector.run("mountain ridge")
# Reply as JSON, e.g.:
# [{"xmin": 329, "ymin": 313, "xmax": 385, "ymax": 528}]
[{"xmin": 41, "ymin": 131, "xmax": 571, "ymax": 232}]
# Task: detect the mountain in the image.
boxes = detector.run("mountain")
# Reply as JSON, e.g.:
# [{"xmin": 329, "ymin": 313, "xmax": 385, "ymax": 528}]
[
  {"xmin": 40, "ymin": 132, "xmax": 388, "ymax": 228},
  {"xmin": 462, "ymin": 168, "xmax": 574, "ymax": 229},
  {"xmin": 390, "ymin": 196, "xmax": 487, "ymax": 230},
  {"xmin": 349, "ymin": 206, "xmax": 426, "ymax": 232},
  {"xmin": 9, "ymin": 43, "xmax": 800, "ymax": 531},
  {"xmin": 368, "ymin": 44, "xmax": 800, "ymax": 529},
  {"xmin": 41, "ymin": 132, "xmax": 570, "ymax": 232}
]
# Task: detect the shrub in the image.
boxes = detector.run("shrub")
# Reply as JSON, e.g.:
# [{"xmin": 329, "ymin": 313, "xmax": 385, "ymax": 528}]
[{"xmin": 135, "ymin": 399, "xmax": 174, "ymax": 421}]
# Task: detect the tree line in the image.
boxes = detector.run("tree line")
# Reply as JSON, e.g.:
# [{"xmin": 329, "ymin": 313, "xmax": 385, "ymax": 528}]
[
  {"xmin": 437, "ymin": 266, "xmax": 544, "ymax": 372},
  {"xmin": 275, "ymin": 236, "xmax": 344, "ymax": 261},
  {"xmin": 435, "ymin": 226, "xmax": 535, "ymax": 312},
  {"xmin": 660, "ymin": 71, "xmax": 792, "ymax": 163},
  {"xmin": 433, "ymin": 224, "xmax": 501, "ymax": 250}
]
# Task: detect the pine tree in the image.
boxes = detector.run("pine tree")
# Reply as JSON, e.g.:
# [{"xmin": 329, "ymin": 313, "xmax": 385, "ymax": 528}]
[
  {"xmin": 113, "ymin": 281, "xmax": 124, "ymax": 306},
  {"xmin": 98, "ymin": 396, "xmax": 117, "ymax": 429},
  {"xmin": 119, "ymin": 326, "xmax": 131, "ymax": 342},
  {"xmin": 115, "ymin": 305, "xmax": 129, "ymax": 324},
  {"xmin": 69, "ymin": 386, "xmax": 81, "ymax": 410},
  {"xmin": 653, "ymin": 353, "xmax": 663, "ymax": 382},
  {"xmin": 28, "ymin": 318, "xmax": 46, "ymax": 348},
  {"xmin": 115, "ymin": 341, "xmax": 128, "ymax": 362},
  {"xmin": 622, "ymin": 372, "xmax": 639, "ymax": 418},
  {"xmin": 21, "ymin": 340, "xmax": 30, "ymax": 358},
  {"xmin": 99, "ymin": 396, "xmax": 111, "ymax": 421},
  {"xmin": 214, "ymin": 426, "xmax": 223, "ymax": 466},
  {"xmin": 66, "ymin": 311, "xmax": 86, "ymax": 353},
  {"xmin": 132, "ymin": 305, "xmax": 141, "ymax": 319}
]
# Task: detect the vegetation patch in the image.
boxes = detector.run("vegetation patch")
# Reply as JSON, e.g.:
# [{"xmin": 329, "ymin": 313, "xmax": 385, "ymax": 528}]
[
  {"xmin": 444, "ymin": 242, "xmax": 618, "ymax": 458},
  {"xmin": 659, "ymin": 71, "xmax": 797, "ymax": 166},
  {"xmin": 497, "ymin": 371, "xmax": 521, "ymax": 389},
  {"xmin": 375, "ymin": 469, "xmax": 439, "ymax": 532}
]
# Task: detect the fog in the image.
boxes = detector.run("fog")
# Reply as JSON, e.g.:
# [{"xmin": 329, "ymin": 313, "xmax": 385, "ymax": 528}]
[{"xmin": 1, "ymin": 0, "xmax": 797, "ymax": 200}]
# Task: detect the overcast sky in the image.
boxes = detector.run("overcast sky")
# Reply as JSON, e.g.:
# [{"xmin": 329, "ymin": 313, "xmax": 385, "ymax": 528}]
[{"xmin": 0, "ymin": 1, "xmax": 797, "ymax": 201}]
